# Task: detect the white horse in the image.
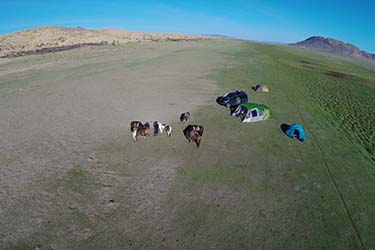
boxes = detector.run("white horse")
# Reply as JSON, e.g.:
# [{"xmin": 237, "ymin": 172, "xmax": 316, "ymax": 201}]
[{"xmin": 154, "ymin": 121, "xmax": 172, "ymax": 136}]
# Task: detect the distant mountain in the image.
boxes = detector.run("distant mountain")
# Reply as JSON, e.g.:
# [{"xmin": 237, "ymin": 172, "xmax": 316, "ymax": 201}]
[
  {"xmin": 0, "ymin": 26, "xmax": 211, "ymax": 58},
  {"xmin": 290, "ymin": 36, "xmax": 375, "ymax": 63}
]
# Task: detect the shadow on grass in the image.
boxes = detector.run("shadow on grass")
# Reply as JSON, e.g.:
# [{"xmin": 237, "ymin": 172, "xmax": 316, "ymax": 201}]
[{"xmin": 280, "ymin": 123, "xmax": 290, "ymax": 134}]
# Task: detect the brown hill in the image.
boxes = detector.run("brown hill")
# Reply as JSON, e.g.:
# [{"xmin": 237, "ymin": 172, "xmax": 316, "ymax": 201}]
[
  {"xmin": 0, "ymin": 26, "xmax": 211, "ymax": 58},
  {"xmin": 290, "ymin": 36, "xmax": 375, "ymax": 63}
]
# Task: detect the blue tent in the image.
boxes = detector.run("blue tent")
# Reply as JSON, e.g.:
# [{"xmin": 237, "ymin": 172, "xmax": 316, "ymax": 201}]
[{"xmin": 285, "ymin": 123, "xmax": 306, "ymax": 142}]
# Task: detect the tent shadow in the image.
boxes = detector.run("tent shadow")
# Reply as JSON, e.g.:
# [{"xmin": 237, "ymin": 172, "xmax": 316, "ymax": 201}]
[
  {"xmin": 280, "ymin": 123, "xmax": 290, "ymax": 134},
  {"xmin": 216, "ymin": 96, "xmax": 223, "ymax": 105}
]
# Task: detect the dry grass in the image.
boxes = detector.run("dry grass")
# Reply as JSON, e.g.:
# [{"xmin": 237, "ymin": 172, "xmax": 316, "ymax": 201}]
[{"xmin": 0, "ymin": 26, "xmax": 212, "ymax": 58}]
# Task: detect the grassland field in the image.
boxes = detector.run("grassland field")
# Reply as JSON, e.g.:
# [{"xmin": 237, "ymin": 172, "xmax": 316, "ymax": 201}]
[{"xmin": 0, "ymin": 40, "xmax": 374, "ymax": 250}]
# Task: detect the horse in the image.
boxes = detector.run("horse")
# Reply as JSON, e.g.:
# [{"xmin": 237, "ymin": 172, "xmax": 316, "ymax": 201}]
[
  {"xmin": 179, "ymin": 112, "xmax": 191, "ymax": 123},
  {"xmin": 185, "ymin": 130, "xmax": 201, "ymax": 147},
  {"xmin": 183, "ymin": 125, "xmax": 204, "ymax": 138},
  {"xmin": 130, "ymin": 121, "xmax": 142, "ymax": 132},
  {"xmin": 130, "ymin": 121, "xmax": 150, "ymax": 142},
  {"xmin": 154, "ymin": 121, "xmax": 172, "ymax": 137},
  {"xmin": 153, "ymin": 121, "xmax": 159, "ymax": 136},
  {"xmin": 183, "ymin": 125, "xmax": 204, "ymax": 147},
  {"xmin": 143, "ymin": 122, "xmax": 150, "ymax": 129},
  {"xmin": 133, "ymin": 126, "xmax": 150, "ymax": 142},
  {"xmin": 130, "ymin": 121, "xmax": 150, "ymax": 132}
]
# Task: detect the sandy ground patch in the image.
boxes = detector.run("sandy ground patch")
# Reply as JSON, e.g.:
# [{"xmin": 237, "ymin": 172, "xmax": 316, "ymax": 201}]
[{"xmin": 0, "ymin": 41, "xmax": 229, "ymax": 246}]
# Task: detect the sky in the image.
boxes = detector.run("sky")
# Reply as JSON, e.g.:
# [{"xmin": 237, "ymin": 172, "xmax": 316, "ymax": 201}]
[{"xmin": 1, "ymin": 0, "xmax": 374, "ymax": 53}]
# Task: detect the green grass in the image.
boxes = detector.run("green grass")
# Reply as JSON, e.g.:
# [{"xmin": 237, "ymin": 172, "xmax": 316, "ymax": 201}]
[
  {"xmin": 79, "ymin": 41, "xmax": 375, "ymax": 249},
  {"xmin": 4, "ymin": 242, "xmax": 43, "ymax": 250},
  {"xmin": 47, "ymin": 167, "xmax": 99, "ymax": 195},
  {"xmin": 165, "ymin": 41, "xmax": 375, "ymax": 249},
  {"xmin": 2, "ymin": 40, "xmax": 375, "ymax": 250},
  {"xmin": 77, "ymin": 41, "xmax": 375, "ymax": 249}
]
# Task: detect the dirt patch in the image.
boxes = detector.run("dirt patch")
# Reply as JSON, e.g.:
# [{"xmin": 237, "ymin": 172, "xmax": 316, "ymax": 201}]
[{"xmin": 0, "ymin": 40, "xmax": 233, "ymax": 248}]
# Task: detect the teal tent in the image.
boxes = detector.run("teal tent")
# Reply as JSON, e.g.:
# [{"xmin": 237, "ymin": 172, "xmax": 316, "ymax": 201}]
[{"xmin": 285, "ymin": 123, "xmax": 306, "ymax": 142}]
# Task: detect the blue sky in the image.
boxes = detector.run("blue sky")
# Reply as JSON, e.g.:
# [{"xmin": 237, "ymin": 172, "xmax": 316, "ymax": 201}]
[{"xmin": 1, "ymin": 0, "xmax": 374, "ymax": 53}]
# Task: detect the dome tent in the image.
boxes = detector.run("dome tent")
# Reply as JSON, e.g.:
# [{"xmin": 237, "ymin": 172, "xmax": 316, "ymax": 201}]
[
  {"xmin": 232, "ymin": 103, "xmax": 271, "ymax": 123},
  {"xmin": 253, "ymin": 84, "xmax": 269, "ymax": 93},
  {"xmin": 282, "ymin": 123, "xmax": 306, "ymax": 142}
]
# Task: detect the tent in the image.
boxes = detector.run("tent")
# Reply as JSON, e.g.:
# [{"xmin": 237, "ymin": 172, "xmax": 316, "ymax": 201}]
[
  {"xmin": 254, "ymin": 84, "xmax": 269, "ymax": 93},
  {"xmin": 285, "ymin": 123, "xmax": 306, "ymax": 142},
  {"xmin": 232, "ymin": 103, "xmax": 271, "ymax": 122}
]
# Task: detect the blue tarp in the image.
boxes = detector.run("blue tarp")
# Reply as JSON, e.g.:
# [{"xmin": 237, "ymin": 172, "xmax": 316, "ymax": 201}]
[{"xmin": 285, "ymin": 123, "xmax": 306, "ymax": 142}]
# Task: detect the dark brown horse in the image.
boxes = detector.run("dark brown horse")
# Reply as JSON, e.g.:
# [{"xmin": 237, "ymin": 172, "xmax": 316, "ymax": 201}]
[
  {"xmin": 189, "ymin": 131, "xmax": 201, "ymax": 147},
  {"xmin": 133, "ymin": 127, "xmax": 150, "ymax": 142},
  {"xmin": 131, "ymin": 122, "xmax": 150, "ymax": 142},
  {"xmin": 180, "ymin": 112, "xmax": 191, "ymax": 123},
  {"xmin": 130, "ymin": 121, "xmax": 150, "ymax": 132},
  {"xmin": 183, "ymin": 125, "xmax": 204, "ymax": 137},
  {"xmin": 183, "ymin": 125, "xmax": 204, "ymax": 147},
  {"xmin": 130, "ymin": 121, "xmax": 142, "ymax": 132}
]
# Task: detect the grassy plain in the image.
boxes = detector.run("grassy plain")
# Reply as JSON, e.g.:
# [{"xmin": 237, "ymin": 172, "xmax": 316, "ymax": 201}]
[{"xmin": 1, "ymin": 40, "xmax": 374, "ymax": 250}]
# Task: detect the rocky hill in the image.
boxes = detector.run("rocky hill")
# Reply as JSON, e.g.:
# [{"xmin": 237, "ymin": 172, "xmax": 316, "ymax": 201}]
[
  {"xmin": 290, "ymin": 36, "xmax": 375, "ymax": 63},
  {"xmin": 0, "ymin": 26, "xmax": 211, "ymax": 58}
]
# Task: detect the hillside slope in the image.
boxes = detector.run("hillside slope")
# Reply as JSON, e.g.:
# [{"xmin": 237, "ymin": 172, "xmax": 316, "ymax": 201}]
[
  {"xmin": 0, "ymin": 26, "xmax": 210, "ymax": 58},
  {"xmin": 290, "ymin": 36, "xmax": 375, "ymax": 63}
]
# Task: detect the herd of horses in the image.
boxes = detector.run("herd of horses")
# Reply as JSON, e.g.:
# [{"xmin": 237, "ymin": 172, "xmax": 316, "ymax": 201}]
[{"xmin": 130, "ymin": 112, "xmax": 204, "ymax": 147}]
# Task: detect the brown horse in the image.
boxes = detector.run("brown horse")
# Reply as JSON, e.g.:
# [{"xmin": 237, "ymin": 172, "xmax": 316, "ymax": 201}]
[
  {"xmin": 132, "ymin": 122, "xmax": 150, "ymax": 142},
  {"xmin": 133, "ymin": 127, "xmax": 150, "ymax": 142},
  {"xmin": 187, "ymin": 131, "xmax": 201, "ymax": 147},
  {"xmin": 183, "ymin": 125, "xmax": 204, "ymax": 138},
  {"xmin": 130, "ymin": 121, "xmax": 150, "ymax": 132},
  {"xmin": 130, "ymin": 121, "xmax": 142, "ymax": 132},
  {"xmin": 183, "ymin": 125, "xmax": 204, "ymax": 147}
]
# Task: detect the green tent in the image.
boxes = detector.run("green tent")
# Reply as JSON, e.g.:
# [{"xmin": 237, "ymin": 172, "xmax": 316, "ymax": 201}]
[{"xmin": 232, "ymin": 103, "xmax": 271, "ymax": 122}]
